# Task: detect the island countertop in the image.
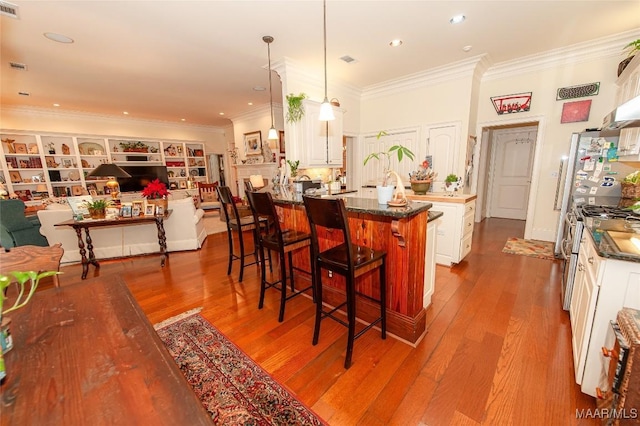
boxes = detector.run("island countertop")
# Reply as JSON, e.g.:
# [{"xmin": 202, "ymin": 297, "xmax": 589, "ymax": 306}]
[{"xmin": 268, "ymin": 188, "xmax": 432, "ymax": 219}]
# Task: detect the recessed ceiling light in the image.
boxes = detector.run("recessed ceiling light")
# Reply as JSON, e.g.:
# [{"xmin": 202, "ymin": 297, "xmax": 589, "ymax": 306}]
[
  {"xmin": 248, "ymin": 102, "xmax": 253, "ymax": 106},
  {"xmin": 219, "ymin": 112, "xmax": 225, "ymax": 116},
  {"xmin": 43, "ymin": 32, "xmax": 74, "ymax": 43},
  {"xmin": 181, "ymin": 118, "xmax": 186, "ymax": 122},
  {"xmin": 389, "ymin": 39, "xmax": 403, "ymax": 47},
  {"xmin": 53, "ymin": 103, "xmax": 60, "ymax": 107},
  {"xmin": 449, "ymin": 15, "xmax": 466, "ymax": 24},
  {"xmin": 123, "ymin": 111, "xmax": 129, "ymax": 115},
  {"xmin": 253, "ymin": 86, "xmax": 266, "ymax": 91},
  {"xmin": 462, "ymin": 45, "xmax": 473, "ymax": 52}
]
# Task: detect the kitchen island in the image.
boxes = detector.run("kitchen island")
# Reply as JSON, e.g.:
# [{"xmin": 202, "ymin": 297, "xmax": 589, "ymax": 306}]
[{"xmin": 265, "ymin": 188, "xmax": 437, "ymax": 344}]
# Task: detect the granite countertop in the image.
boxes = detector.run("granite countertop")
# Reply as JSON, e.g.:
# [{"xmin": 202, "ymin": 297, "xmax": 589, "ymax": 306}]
[
  {"xmin": 583, "ymin": 216, "xmax": 640, "ymax": 263},
  {"xmin": 266, "ymin": 187, "xmax": 432, "ymax": 219}
]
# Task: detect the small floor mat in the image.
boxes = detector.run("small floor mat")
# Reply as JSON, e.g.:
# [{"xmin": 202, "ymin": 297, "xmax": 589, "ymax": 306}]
[{"xmin": 502, "ymin": 237, "xmax": 555, "ymax": 260}]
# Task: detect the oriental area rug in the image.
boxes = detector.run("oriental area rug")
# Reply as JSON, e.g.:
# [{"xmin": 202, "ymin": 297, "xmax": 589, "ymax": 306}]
[
  {"xmin": 502, "ymin": 237, "xmax": 556, "ymax": 260},
  {"xmin": 154, "ymin": 309, "xmax": 325, "ymax": 426}
]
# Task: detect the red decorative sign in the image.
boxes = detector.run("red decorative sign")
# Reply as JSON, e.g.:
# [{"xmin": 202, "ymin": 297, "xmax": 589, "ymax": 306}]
[
  {"xmin": 561, "ymin": 99, "xmax": 592, "ymax": 123},
  {"xmin": 490, "ymin": 92, "xmax": 532, "ymax": 115}
]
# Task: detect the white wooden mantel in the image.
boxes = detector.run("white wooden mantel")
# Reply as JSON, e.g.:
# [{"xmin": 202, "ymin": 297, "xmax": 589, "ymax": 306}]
[{"xmin": 234, "ymin": 163, "xmax": 278, "ymax": 198}]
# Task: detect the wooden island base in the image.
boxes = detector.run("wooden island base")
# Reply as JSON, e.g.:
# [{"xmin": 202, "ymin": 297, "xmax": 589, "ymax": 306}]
[{"xmin": 274, "ymin": 197, "xmax": 432, "ymax": 344}]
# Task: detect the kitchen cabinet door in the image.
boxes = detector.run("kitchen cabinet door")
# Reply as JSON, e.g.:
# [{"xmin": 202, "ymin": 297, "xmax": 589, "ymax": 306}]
[
  {"xmin": 427, "ymin": 124, "xmax": 459, "ymax": 191},
  {"xmin": 299, "ymin": 100, "xmax": 343, "ymax": 168}
]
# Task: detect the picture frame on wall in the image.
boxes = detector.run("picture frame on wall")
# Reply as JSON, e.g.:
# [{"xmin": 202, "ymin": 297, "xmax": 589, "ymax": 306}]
[
  {"xmin": 9, "ymin": 171, "xmax": 22, "ymax": 183},
  {"xmin": 13, "ymin": 143, "xmax": 27, "ymax": 154},
  {"xmin": 279, "ymin": 130, "xmax": 285, "ymax": 153},
  {"xmin": 244, "ymin": 131, "xmax": 262, "ymax": 156}
]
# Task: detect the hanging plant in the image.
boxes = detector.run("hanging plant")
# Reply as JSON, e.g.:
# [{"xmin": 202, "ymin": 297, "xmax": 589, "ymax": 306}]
[{"xmin": 286, "ymin": 93, "xmax": 307, "ymax": 123}]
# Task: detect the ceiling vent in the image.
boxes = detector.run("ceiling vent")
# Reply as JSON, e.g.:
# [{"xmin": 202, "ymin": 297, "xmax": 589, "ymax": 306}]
[
  {"xmin": 0, "ymin": 1, "xmax": 18, "ymax": 19},
  {"xmin": 18, "ymin": 92, "xmax": 30, "ymax": 96},
  {"xmin": 9, "ymin": 62, "xmax": 27, "ymax": 71},
  {"xmin": 340, "ymin": 55, "xmax": 358, "ymax": 64}
]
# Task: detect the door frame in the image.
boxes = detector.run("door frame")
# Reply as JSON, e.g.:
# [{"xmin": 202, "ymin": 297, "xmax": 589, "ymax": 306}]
[{"xmin": 474, "ymin": 114, "xmax": 546, "ymax": 240}]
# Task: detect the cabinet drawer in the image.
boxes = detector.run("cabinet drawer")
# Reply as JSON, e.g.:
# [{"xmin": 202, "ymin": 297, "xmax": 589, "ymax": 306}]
[
  {"xmin": 464, "ymin": 201, "xmax": 476, "ymax": 216},
  {"xmin": 581, "ymin": 238, "xmax": 601, "ymax": 283},
  {"xmin": 462, "ymin": 210, "xmax": 475, "ymax": 237},
  {"xmin": 459, "ymin": 232, "xmax": 473, "ymax": 261}
]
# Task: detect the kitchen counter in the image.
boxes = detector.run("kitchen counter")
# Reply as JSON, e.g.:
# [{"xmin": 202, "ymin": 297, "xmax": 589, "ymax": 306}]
[
  {"xmin": 406, "ymin": 192, "xmax": 478, "ymax": 204},
  {"xmin": 584, "ymin": 216, "xmax": 640, "ymax": 262}
]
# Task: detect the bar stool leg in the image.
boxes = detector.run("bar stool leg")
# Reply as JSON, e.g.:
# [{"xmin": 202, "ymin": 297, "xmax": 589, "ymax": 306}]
[
  {"xmin": 225, "ymin": 228, "xmax": 233, "ymax": 276},
  {"xmin": 345, "ymin": 273, "xmax": 357, "ymax": 369},
  {"xmin": 238, "ymin": 229, "xmax": 246, "ymax": 282},
  {"xmin": 278, "ymin": 249, "xmax": 288, "ymax": 322},
  {"xmin": 287, "ymin": 251, "xmax": 295, "ymax": 291},
  {"xmin": 258, "ymin": 242, "xmax": 267, "ymax": 310},
  {"xmin": 380, "ymin": 261, "xmax": 387, "ymax": 339},
  {"xmin": 312, "ymin": 264, "xmax": 323, "ymax": 345}
]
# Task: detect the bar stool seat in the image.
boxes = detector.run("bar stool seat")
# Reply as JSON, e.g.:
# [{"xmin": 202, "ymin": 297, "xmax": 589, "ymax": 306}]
[
  {"xmin": 246, "ymin": 190, "xmax": 313, "ymax": 322},
  {"xmin": 303, "ymin": 195, "xmax": 387, "ymax": 369}
]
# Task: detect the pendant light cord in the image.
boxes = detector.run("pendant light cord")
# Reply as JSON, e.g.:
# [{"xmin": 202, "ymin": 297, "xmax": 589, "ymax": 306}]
[
  {"xmin": 323, "ymin": 0, "xmax": 328, "ymax": 101},
  {"xmin": 264, "ymin": 36, "xmax": 275, "ymax": 128}
]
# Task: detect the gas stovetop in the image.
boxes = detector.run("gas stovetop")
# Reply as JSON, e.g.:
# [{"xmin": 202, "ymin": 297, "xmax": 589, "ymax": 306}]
[{"xmin": 579, "ymin": 205, "xmax": 634, "ymax": 220}]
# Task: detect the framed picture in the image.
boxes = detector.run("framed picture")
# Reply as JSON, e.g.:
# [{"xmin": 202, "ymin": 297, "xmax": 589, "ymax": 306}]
[
  {"xmin": 28, "ymin": 143, "xmax": 39, "ymax": 154},
  {"xmin": 89, "ymin": 189, "xmax": 98, "ymax": 197},
  {"xmin": 9, "ymin": 171, "xmax": 21, "ymax": 183},
  {"xmin": 279, "ymin": 130, "xmax": 285, "ymax": 153},
  {"xmin": 155, "ymin": 205, "xmax": 165, "ymax": 216},
  {"xmin": 13, "ymin": 143, "xmax": 27, "ymax": 154},
  {"xmin": 179, "ymin": 180, "xmax": 187, "ymax": 189},
  {"xmin": 120, "ymin": 203, "xmax": 132, "ymax": 218},
  {"xmin": 131, "ymin": 206, "xmax": 141, "ymax": 217},
  {"xmin": 144, "ymin": 204, "xmax": 156, "ymax": 216},
  {"xmin": 71, "ymin": 185, "xmax": 84, "ymax": 196},
  {"xmin": 132, "ymin": 200, "xmax": 144, "ymax": 212},
  {"xmin": 45, "ymin": 156, "xmax": 58, "ymax": 168},
  {"xmin": 244, "ymin": 131, "xmax": 262, "ymax": 156},
  {"xmin": 561, "ymin": 99, "xmax": 592, "ymax": 123}
]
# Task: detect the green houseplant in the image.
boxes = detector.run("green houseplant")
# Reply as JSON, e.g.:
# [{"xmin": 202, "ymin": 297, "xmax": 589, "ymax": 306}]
[
  {"xmin": 618, "ymin": 39, "xmax": 640, "ymax": 76},
  {"xmin": 119, "ymin": 141, "xmax": 149, "ymax": 153},
  {"xmin": 409, "ymin": 159, "xmax": 436, "ymax": 195},
  {"xmin": 286, "ymin": 159, "xmax": 300, "ymax": 178},
  {"xmin": 363, "ymin": 131, "xmax": 415, "ymax": 204},
  {"xmin": 445, "ymin": 173, "xmax": 461, "ymax": 192},
  {"xmin": 285, "ymin": 93, "xmax": 307, "ymax": 123},
  {"xmin": 82, "ymin": 198, "xmax": 114, "ymax": 219}
]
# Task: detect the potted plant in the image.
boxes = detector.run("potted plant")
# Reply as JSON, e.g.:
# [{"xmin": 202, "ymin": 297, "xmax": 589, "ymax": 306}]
[
  {"xmin": 286, "ymin": 159, "xmax": 300, "ymax": 179},
  {"xmin": 83, "ymin": 198, "xmax": 114, "ymax": 219},
  {"xmin": 119, "ymin": 141, "xmax": 149, "ymax": 153},
  {"xmin": 409, "ymin": 159, "xmax": 436, "ymax": 195},
  {"xmin": 618, "ymin": 39, "xmax": 640, "ymax": 76},
  {"xmin": 363, "ymin": 131, "xmax": 415, "ymax": 204},
  {"xmin": 285, "ymin": 93, "xmax": 307, "ymax": 123},
  {"xmin": 1, "ymin": 270, "xmax": 61, "ymax": 380},
  {"xmin": 142, "ymin": 179, "xmax": 170, "ymax": 212},
  {"xmin": 445, "ymin": 173, "xmax": 461, "ymax": 192}
]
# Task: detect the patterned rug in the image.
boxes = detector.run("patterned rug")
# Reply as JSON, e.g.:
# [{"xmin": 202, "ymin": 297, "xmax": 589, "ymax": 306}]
[
  {"xmin": 502, "ymin": 237, "xmax": 555, "ymax": 260},
  {"xmin": 154, "ymin": 309, "xmax": 325, "ymax": 425}
]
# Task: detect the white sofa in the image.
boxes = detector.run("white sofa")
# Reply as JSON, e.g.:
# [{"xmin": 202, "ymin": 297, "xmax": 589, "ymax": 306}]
[{"xmin": 38, "ymin": 196, "xmax": 206, "ymax": 264}]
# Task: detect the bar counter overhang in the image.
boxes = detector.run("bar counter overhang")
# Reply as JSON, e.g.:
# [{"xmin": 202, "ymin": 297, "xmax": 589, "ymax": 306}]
[{"xmin": 263, "ymin": 188, "xmax": 436, "ymax": 344}]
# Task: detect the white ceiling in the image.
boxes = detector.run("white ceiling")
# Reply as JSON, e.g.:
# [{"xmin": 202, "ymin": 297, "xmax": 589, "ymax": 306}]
[{"xmin": 1, "ymin": 1, "xmax": 640, "ymax": 128}]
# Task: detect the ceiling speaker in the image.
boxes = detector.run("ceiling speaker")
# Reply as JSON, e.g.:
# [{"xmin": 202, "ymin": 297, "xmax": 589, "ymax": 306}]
[{"xmin": 556, "ymin": 82, "xmax": 600, "ymax": 100}]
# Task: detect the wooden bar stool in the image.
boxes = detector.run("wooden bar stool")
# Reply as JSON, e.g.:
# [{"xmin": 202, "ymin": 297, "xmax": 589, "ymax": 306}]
[
  {"xmin": 303, "ymin": 195, "xmax": 387, "ymax": 369},
  {"xmin": 216, "ymin": 185, "xmax": 260, "ymax": 282},
  {"xmin": 246, "ymin": 191, "xmax": 313, "ymax": 322}
]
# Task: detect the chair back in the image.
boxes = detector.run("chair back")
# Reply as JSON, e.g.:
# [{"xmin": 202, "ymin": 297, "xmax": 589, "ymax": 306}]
[
  {"xmin": 245, "ymin": 191, "xmax": 282, "ymax": 245},
  {"xmin": 244, "ymin": 180, "xmax": 254, "ymax": 193},
  {"xmin": 303, "ymin": 196, "xmax": 353, "ymax": 262},
  {"xmin": 216, "ymin": 186, "xmax": 240, "ymax": 225},
  {"xmin": 197, "ymin": 182, "xmax": 218, "ymax": 203},
  {"xmin": 0, "ymin": 243, "xmax": 64, "ymax": 287},
  {"xmin": 0, "ymin": 199, "xmax": 49, "ymax": 248}
]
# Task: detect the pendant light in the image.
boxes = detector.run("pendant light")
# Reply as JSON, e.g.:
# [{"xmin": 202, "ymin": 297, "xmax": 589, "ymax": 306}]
[
  {"xmin": 263, "ymin": 35, "xmax": 278, "ymax": 141},
  {"xmin": 319, "ymin": 0, "xmax": 335, "ymax": 121}
]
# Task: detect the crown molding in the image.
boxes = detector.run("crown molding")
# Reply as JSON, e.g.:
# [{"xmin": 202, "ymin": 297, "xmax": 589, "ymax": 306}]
[
  {"xmin": 361, "ymin": 56, "xmax": 485, "ymax": 100},
  {"xmin": 483, "ymin": 28, "xmax": 640, "ymax": 81},
  {"xmin": 1, "ymin": 105, "xmax": 226, "ymax": 133},
  {"xmin": 229, "ymin": 103, "xmax": 282, "ymax": 122}
]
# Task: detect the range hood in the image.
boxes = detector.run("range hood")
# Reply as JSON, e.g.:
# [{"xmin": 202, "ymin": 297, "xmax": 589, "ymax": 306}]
[{"xmin": 602, "ymin": 94, "xmax": 640, "ymax": 131}]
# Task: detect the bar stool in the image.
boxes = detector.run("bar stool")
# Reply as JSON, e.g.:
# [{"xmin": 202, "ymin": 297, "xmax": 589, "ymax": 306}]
[
  {"xmin": 303, "ymin": 195, "xmax": 387, "ymax": 369},
  {"xmin": 246, "ymin": 190, "xmax": 313, "ymax": 322},
  {"xmin": 216, "ymin": 185, "xmax": 261, "ymax": 282}
]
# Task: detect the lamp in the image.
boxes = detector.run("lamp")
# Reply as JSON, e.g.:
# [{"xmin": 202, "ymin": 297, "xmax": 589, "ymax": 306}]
[
  {"xmin": 319, "ymin": 0, "xmax": 335, "ymax": 121},
  {"xmin": 250, "ymin": 174, "xmax": 265, "ymax": 189},
  {"xmin": 87, "ymin": 163, "xmax": 131, "ymax": 199},
  {"xmin": 263, "ymin": 35, "xmax": 279, "ymax": 141}
]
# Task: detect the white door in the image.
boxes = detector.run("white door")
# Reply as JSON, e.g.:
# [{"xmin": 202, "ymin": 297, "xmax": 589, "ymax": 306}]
[{"xmin": 488, "ymin": 127, "xmax": 536, "ymax": 219}]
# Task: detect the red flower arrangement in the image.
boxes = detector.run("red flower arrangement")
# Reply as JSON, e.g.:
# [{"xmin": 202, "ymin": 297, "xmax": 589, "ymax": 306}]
[{"xmin": 142, "ymin": 179, "xmax": 169, "ymax": 199}]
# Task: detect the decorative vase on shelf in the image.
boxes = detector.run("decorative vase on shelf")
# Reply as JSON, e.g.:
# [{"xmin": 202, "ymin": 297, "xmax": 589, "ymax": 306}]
[
  {"xmin": 147, "ymin": 197, "xmax": 168, "ymax": 214},
  {"xmin": 88, "ymin": 207, "xmax": 106, "ymax": 219},
  {"xmin": 410, "ymin": 180, "xmax": 431, "ymax": 195}
]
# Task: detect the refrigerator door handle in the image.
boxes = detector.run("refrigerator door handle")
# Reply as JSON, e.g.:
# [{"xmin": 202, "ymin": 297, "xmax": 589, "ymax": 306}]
[{"xmin": 554, "ymin": 158, "xmax": 565, "ymax": 211}]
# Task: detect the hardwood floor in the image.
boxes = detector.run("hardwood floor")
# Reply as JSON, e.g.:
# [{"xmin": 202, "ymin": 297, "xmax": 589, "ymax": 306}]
[{"xmin": 55, "ymin": 217, "xmax": 598, "ymax": 425}]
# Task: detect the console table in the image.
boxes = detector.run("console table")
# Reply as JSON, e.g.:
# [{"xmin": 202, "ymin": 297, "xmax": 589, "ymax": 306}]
[
  {"xmin": 0, "ymin": 276, "xmax": 212, "ymax": 425},
  {"xmin": 55, "ymin": 211, "xmax": 172, "ymax": 279}
]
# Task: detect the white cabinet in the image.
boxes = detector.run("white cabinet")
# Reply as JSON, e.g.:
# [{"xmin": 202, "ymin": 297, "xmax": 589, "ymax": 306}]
[
  {"xmin": 416, "ymin": 198, "xmax": 475, "ymax": 266},
  {"xmin": 570, "ymin": 235, "xmax": 640, "ymax": 397},
  {"xmin": 361, "ymin": 129, "xmax": 419, "ymax": 186},
  {"xmin": 617, "ymin": 127, "xmax": 640, "ymax": 158},
  {"xmin": 615, "ymin": 53, "xmax": 640, "ymax": 108},
  {"xmin": 423, "ymin": 219, "xmax": 437, "ymax": 307},
  {"xmin": 427, "ymin": 125, "xmax": 459, "ymax": 191},
  {"xmin": 288, "ymin": 100, "xmax": 343, "ymax": 168}
]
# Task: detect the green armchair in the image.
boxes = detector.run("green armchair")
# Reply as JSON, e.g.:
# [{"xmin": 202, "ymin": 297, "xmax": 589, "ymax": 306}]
[{"xmin": 0, "ymin": 199, "xmax": 49, "ymax": 248}]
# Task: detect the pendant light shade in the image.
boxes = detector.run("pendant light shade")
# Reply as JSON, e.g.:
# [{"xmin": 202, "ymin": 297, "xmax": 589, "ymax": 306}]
[
  {"xmin": 319, "ymin": 0, "xmax": 335, "ymax": 121},
  {"xmin": 263, "ymin": 35, "xmax": 279, "ymax": 140}
]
